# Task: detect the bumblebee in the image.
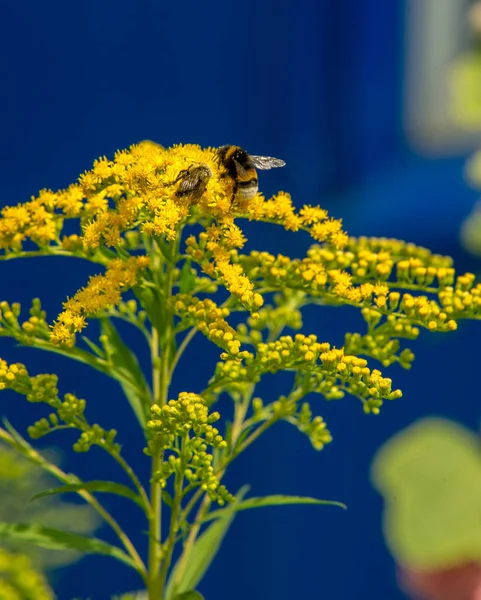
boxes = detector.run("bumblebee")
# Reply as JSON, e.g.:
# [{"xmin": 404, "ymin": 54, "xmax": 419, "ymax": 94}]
[
  {"xmin": 217, "ymin": 145, "xmax": 286, "ymax": 201},
  {"xmin": 171, "ymin": 164, "xmax": 212, "ymax": 204}
]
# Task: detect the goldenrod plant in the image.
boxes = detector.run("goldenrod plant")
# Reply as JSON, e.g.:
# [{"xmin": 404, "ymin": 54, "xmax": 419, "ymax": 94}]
[{"xmin": 0, "ymin": 141, "xmax": 480, "ymax": 599}]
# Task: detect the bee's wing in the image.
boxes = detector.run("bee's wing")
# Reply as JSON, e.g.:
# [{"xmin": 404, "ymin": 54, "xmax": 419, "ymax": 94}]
[
  {"xmin": 177, "ymin": 168, "xmax": 203, "ymax": 193},
  {"xmin": 249, "ymin": 155, "xmax": 286, "ymax": 170}
]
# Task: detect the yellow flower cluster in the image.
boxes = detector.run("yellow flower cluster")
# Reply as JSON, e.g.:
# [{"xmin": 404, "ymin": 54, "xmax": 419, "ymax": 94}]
[
  {"xmin": 238, "ymin": 249, "xmax": 391, "ymax": 307},
  {"xmin": 0, "ymin": 142, "xmax": 352, "ymax": 337},
  {"xmin": 173, "ymin": 294, "xmax": 246, "ymax": 357},
  {"xmin": 438, "ymin": 274, "xmax": 481, "ymax": 318},
  {"xmin": 245, "ymin": 193, "xmax": 348, "ymax": 248},
  {"xmin": 0, "ymin": 190, "xmax": 60, "ymax": 251},
  {"xmin": 146, "ymin": 392, "xmax": 233, "ymax": 504},
  {"xmin": 0, "ymin": 548, "xmax": 53, "ymax": 600},
  {"xmin": 210, "ymin": 334, "xmax": 401, "ymax": 414},
  {"xmin": 51, "ymin": 256, "xmax": 149, "ymax": 346},
  {"xmin": 185, "ymin": 233, "xmax": 265, "ymax": 311},
  {"xmin": 303, "ymin": 238, "xmax": 453, "ymax": 286}
]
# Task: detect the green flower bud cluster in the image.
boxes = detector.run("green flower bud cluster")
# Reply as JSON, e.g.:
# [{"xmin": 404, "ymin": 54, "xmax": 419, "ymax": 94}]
[
  {"xmin": 316, "ymin": 350, "xmax": 402, "ymax": 413},
  {"xmin": 0, "ymin": 548, "xmax": 53, "ymax": 600},
  {"xmin": 146, "ymin": 392, "xmax": 233, "ymax": 504},
  {"xmin": 392, "ymin": 293, "xmax": 458, "ymax": 332},
  {"xmin": 253, "ymin": 394, "xmax": 333, "ymax": 450},
  {"xmin": 395, "ymin": 260, "xmax": 455, "ymax": 288},
  {"xmin": 236, "ymin": 291, "xmax": 303, "ymax": 345},
  {"xmin": 122, "ymin": 230, "xmax": 142, "ymax": 251},
  {"xmin": 294, "ymin": 402, "xmax": 333, "ymax": 450},
  {"xmin": 73, "ymin": 424, "xmax": 120, "ymax": 453},
  {"xmin": 0, "ymin": 299, "xmax": 50, "ymax": 344},
  {"xmin": 343, "ymin": 237, "xmax": 453, "ymax": 268},
  {"xmin": 345, "ymin": 330, "xmax": 416, "ymax": 370},
  {"xmin": 115, "ymin": 298, "xmax": 148, "ymax": 325},
  {"xmin": 0, "ymin": 358, "xmax": 119, "ymax": 453},
  {"xmin": 239, "ymin": 250, "xmax": 328, "ymax": 296},
  {"xmin": 345, "ymin": 309, "xmax": 420, "ymax": 369}
]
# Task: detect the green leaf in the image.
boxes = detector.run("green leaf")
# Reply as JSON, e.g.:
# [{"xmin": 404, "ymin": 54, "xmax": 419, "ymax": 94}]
[
  {"xmin": 202, "ymin": 494, "xmax": 346, "ymax": 524},
  {"xmin": 162, "ymin": 490, "xmax": 174, "ymax": 508},
  {"xmin": 371, "ymin": 417, "xmax": 481, "ymax": 570},
  {"xmin": 179, "ymin": 260, "xmax": 197, "ymax": 294},
  {"xmin": 81, "ymin": 335, "xmax": 105, "ymax": 357},
  {"xmin": 0, "ymin": 522, "xmax": 138, "ymax": 570},
  {"xmin": 165, "ymin": 486, "xmax": 249, "ymax": 600},
  {"xmin": 133, "ymin": 284, "xmax": 164, "ymax": 334},
  {"xmin": 173, "ymin": 593, "xmax": 204, "ymax": 600},
  {"xmin": 22, "ymin": 341, "xmax": 147, "ymax": 406},
  {"xmin": 100, "ymin": 318, "xmax": 151, "ymax": 428},
  {"xmin": 30, "ymin": 480, "xmax": 144, "ymax": 510}
]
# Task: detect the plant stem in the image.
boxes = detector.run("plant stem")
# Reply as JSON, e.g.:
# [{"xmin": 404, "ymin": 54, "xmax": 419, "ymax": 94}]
[
  {"xmin": 111, "ymin": 450, "xmax": 151, "ymax": 515},
  {"xmin": 148, "ymin": 325, "xmax": 163, "ymax": 599},
  {"xmin": 173, "ymin": 393, "xmax": 274, "ymax": 591},
  {"xmin": 148, "ymin": 233, "xmax": 178, "ymax": 599},
  {"xmin": 158, "ymin": 436, "xmax": 186, "ymax": 593},
  {"xmin": 169, "ymin": 326, "xmax": 198, "ymax": 378}
]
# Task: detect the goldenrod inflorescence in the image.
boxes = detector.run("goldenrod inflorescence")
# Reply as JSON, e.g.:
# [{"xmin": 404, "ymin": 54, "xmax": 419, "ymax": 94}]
[
  {"xmin": 0, "ymin": 142, "xmax": 479, "ymax": 442},
  {"xmin": 0, "ymin": 141, "xmax": 479, "ymax": 597},
  {"xmin": 146, "ymin": 392, "xmax": 233, "ymax": 504}
]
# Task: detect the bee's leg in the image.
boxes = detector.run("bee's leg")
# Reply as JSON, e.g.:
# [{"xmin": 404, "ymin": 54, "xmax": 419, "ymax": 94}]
[{"xmin": 231, "ymin": 180, "xmax": 238, "ymax": 203}]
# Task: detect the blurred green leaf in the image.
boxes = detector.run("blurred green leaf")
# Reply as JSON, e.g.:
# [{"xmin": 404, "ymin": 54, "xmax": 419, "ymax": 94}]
[
  {"xmin": 371, "ymin": 417, "xmax": 481, "ymax": 569},
  {"xmin": 30, "ymin": 480, "xmax": 144, "ymax": 509},
  {"xmin": 0, "ymin": 435, "xmax": 100, "ymax": 571},
  {"xmin": 0, "ymin": 522, "xmax": 137, "ymax": 570},
  {"xmin": 173, "ymin": 592, "xmax": 204, "ymax": 600},
  {"xmin": 100, "ymin": 318, "xmax": 151, "ymax": 428}
]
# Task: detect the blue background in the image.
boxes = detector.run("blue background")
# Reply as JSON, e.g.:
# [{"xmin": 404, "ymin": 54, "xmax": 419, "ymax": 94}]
[{"xmin": 1, "ymin": 0, "xmax": 481, "ymax": 598}]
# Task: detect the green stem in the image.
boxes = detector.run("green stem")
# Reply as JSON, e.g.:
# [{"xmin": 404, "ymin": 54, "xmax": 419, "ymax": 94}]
[
  {"xmin": 111, "ymin": 451, "xmax": 151, "ymax": 515},
  {"xmin": 148, "ymin": 232, "xmax": 179, "ymax": 600},
  {"xmin": 158, "ymin": 436, "xmax": 186, "ymax": 593},
  {"xmin": 173, "ymin": 404, "xmax": 276, "ymax": 592},
  {"xmin": 169, "ymin": 326, "xmax": 198, "ymax": 378},
  {"xmin": 148, "ymin": 326, "xmax": 163, "ymax": 600}
]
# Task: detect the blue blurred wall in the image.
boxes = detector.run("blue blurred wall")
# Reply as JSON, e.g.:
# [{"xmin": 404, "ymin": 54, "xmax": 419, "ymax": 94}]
[{"xmin": 1, "ymin": 0, "xmax": 481, "ymax": 599}]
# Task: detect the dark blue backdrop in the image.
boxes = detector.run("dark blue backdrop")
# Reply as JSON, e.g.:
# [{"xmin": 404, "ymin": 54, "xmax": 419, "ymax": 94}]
[{"xmin": 2, "ymin": 1, "xmax": 481, "ymax": 599}]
